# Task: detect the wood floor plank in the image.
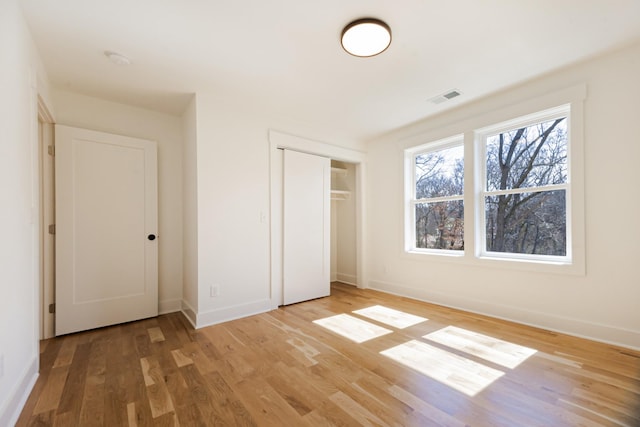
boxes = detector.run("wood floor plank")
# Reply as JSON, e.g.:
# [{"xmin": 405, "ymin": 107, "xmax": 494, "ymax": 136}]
[
  {"xmin": 103, "ymin": 332, "xmax": 132, "ymax": 427},
  {"xmin": 161, "ymin": 359, "xmax": 195, "ymax": 419},
  {"xmin": 77, "ymin": 339, "xmax": 107, "ymax": 426},
  {"xmin": 329, "ymin": 390, "xmax": 392, "ymax": 427},
  {"xmin": 180, "ymin": 341, "xmax": 216, "ymax": 375},
  {"xmin": 234, "ymin": 377, "xmax": 312, "ymax": 426},
  {"xmin": 16, "ymin": 282, "xmax": 640, "ymax": 426},
  {"xmin": 52, "ymin": 411, "xmax": 77, "ymax": 427},
  {"xmin": 178, "ymin": 364, "xmax": 229, "ymax": 425},
  {"xmin": 388, "ymin": 384, "xmax": 466, "ymax": 427},
  {"xmin": 52, "ymin": 335, "xmax": 78, "ymax": 368},
  {"xmin": 38, "ymin": 338, "xmax": 63, "ymax": 374},
  {"xmin": 126, "ymin": 402, "xmax": 138, "ymax": 427},
  {"xmin": 147, "ymin": 327, "xmax": 165, "ymax": 343},
  {"xmin": 202, "ymin": 370, "xmax": 256, "ymax": 426},
  {"xmin": 32, "ymin": 366, "xmax": 69, "ymax": 415},
  {"xmin": 265, "ymin": 362, "xmax": 328, "ymax": 417},
  {"xmin": 54, "ymin": 341, "xmax": 92, "ymax": 424},
  {"xmin": 201, "ymin": 324, "xmax": 246, "ymax": 357},
  {"xmin": 139, "ymin": 355, "xmax": 176, "ymax": 419},
  {"xmin": 124, "ymin": 400, "xmax": 155, "ymax": 427}
]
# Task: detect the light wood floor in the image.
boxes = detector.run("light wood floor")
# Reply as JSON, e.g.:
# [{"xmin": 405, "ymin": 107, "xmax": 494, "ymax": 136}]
[{"xmin": 17, "ymin": 283, "xmax": 640, "ymax": 426}]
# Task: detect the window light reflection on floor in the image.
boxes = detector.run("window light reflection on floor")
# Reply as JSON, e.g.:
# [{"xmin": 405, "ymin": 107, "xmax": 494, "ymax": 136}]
[
  {"xmin": 424, "ymin": 326, "xmax": 537, "ymax": 369},
  {"xmin": 381, "ymin": 340, "xmax": 505, "ymax": 396},
  {"xmin": 314, "ymin": 307, "xmax": 536, "ymax": 397},
  {"xmin": 352, "ymin": 305, "xmax": 428, "ymax": 329},
  {"xmin": 313, "ymin": 313, "xmax": 393, "ymax": 343}
]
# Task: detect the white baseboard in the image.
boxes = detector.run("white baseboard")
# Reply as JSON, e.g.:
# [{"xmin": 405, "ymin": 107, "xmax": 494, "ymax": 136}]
[
  {"xmin": 369, "ymin": 279, "xmax": 640, "ymax": 351},
  {"xmin": 180, "ymin": 299, "xmax": 197, "ymax": 328},
  {"xmin": 0, "ymin": 355, "xmax": 38, "ymax": 427},
  {"xmin": 195, "ymin": 298, "xmax": 272, "ymax": 329},
  {"xmin": 336, "ymin": 272, "xmax": 357, "ymax": 286},
  {"xmin": 159, "ymin": 298, "xmax": 182, "ymax": 315}
]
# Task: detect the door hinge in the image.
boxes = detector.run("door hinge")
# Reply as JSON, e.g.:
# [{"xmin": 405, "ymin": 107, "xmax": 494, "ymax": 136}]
[
  {"xmin": 47, "ymin": 145, "xmax": 55, "ymax": 156},
  {"xmin": 48, "ymin": 224, "xmax": 56, "ymax": 235},
  {"xmin": 48, "ymin": 303, "xmax": 55, "ymax": 314}
]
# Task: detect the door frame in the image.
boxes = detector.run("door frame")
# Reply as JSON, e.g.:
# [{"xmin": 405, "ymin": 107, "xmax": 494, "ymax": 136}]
[
  {"xmin": 38, "ymin": 96, "xmax": 55, "ymax": 340},
  {"xmin": 268, "ymin": 130, "xmax": 367, "ymax": 309}
]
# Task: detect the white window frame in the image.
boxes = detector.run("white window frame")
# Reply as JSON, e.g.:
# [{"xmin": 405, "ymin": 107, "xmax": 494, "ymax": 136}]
[
  {"xmin": 405, "ymin": 135, "xmax": 464, "ymax": 256},
  {"xmin": 401, "ymin": 84, "xmax": 586, "ymax": 275},
  {"xmin": 475, "ymin": 105, "xmax": 572, "ymax": 264}
]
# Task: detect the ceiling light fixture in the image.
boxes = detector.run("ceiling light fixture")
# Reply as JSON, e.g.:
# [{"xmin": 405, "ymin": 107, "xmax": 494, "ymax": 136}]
[
  {"xmin": 341, "ymin": 18, "xmax": 391, "ymax": 57},
  {"xmin": 104, "ymin": 50, "xmax": 131, "ymax": 66}
]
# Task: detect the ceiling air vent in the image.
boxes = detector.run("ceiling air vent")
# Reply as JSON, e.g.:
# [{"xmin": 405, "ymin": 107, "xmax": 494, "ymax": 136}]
[{"xmin": 429, "ymin": 89, "xmax": 462, "ymax": 105}]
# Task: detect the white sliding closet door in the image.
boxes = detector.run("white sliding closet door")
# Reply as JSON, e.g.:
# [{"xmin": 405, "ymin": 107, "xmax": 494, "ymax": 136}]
[{"xmin": 283, "ymin": 149, "xmax": 330, "ymax": 305}]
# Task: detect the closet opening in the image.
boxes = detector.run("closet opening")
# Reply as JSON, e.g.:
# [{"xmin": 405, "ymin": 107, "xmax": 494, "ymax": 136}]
[
  {"xmin": 330, "ymin": 160, "xmax": 357, "ymax": 287},
  {"xmin": 269, "ymin": 130, "xmax": 366, "ymax": 309}
]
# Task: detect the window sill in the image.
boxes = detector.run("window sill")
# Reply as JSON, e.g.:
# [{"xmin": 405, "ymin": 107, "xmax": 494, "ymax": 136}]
[
  {"xmin": 406, "ymin": 249, "xmax": 464, "ymax": 258},
  {"xmin": 402, "ymin": 249, "xmax": 585, "ymax": 276}
]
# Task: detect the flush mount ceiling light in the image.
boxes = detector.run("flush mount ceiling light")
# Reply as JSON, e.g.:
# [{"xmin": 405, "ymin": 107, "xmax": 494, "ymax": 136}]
[
  {"xmin": 104, "ymin": 50, "xmax": 131, "ymax": 66},
  {"xmin": 341, "ymin": 18, "xmax": 391, "ymax": 57}
]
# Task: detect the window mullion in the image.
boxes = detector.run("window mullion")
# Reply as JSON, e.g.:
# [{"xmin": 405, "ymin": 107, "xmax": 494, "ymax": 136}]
[
  {"xmin": 414, "ymin": 195, "xmax": 464, "ymax": 204},
  {"xmin": 483, "ymin": 183, "xmax": 568, "ymax": 197}
]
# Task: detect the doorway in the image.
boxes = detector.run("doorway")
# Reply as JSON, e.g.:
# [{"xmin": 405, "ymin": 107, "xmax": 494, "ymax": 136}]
[{"xmin": 37, "ymin": 116, "xmax": 160, "ymax": 337}]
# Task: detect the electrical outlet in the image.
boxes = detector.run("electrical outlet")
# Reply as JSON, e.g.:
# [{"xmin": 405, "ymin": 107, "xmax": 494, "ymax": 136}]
[{"xmin": 210, "ymin": 285, "xmax": 220, "ymax": 298}]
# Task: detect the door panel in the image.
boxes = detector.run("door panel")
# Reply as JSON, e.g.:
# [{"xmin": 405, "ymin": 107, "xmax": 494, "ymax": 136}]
[
  {"xmin": 55, "ymin": 125, "xmax": 158, "ymax": 335},
  {"xmin": 283, "ymin": 149, "xmax": 330, "ymax": 305}
]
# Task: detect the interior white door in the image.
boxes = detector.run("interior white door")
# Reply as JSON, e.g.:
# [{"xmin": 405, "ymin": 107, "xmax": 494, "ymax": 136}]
[
  {"xmin": 55, "ymin": 125, "xmax": 158, "ymax": 335},
  {"xmin": 283, "ymin": 149, "xmax": 330, "ymax": 305}
]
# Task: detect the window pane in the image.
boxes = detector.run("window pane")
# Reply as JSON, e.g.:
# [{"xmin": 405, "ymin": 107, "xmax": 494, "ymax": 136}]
[
  {"xmin": 415, "ymin": 201, "xmax": 464, "ymax": 250},
  {"xmin": 415, "ymin": 145, "xmax": 464, "ymax": 199},
  {"xmin": 486, "ymin": 118, "xmax": 567, "ymax": 192},
  {"xmin": 485, "ymin": 190, "xmax": 566, "ymax": 256}
]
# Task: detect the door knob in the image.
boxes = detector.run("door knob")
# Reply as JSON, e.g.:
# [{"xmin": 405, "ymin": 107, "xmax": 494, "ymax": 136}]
[{"xmin": 147, "ymin": 234, "xmax": 156, "ymax": 241}]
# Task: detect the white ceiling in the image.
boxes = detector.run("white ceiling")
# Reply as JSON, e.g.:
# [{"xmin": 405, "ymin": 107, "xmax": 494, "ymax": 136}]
[{"xmin": 20, "ymin": 0, "xmax": 640, "ymax": 141}]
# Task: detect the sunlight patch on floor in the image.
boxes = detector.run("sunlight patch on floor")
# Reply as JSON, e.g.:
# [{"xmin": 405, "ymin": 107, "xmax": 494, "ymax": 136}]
[
  {"xmin": 381, "ymin": 340, "xmax": 505, "ymax": 396},
  {"xmin": 313, "ymin": 314, "xmax": 393, "ymax": 343},
  {"xmin": 424, "ymin": 326, "xmax": 537, "ymax": 369},
  {"xmin": 353, "ymin": 305, "xmax": 428, "ymax": 329}
]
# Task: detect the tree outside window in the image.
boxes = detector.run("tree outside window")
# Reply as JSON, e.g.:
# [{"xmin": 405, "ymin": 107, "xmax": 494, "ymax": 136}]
[
  {"xmin": 412, "ymin": 143, "xmax": 464, "ymax": 251},
  {"xmin": 482, "ymin": 116, "xmax": 568, "ymax": 257}
]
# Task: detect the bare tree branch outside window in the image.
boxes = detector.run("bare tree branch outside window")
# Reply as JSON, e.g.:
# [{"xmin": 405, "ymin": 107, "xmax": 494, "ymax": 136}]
[
  {"xmin": 414, "ymin": 144, "xmax": 464, "ymax": 250},
  {"xmin": 484, "ymin": 117, "xmax": 568, "ymax": 255}
]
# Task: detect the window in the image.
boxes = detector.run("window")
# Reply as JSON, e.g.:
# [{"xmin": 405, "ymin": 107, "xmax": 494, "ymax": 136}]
[
  {"xmin": 478, "ymin": 107, "xmax": 570, "ymax": 261},
  {"xmin": 404, "ymin": 100, "xmax": 581, "ymax": 269},
  {"xmin": 407, "ymin": 137, "xmax": 464, "ymax": 253}
]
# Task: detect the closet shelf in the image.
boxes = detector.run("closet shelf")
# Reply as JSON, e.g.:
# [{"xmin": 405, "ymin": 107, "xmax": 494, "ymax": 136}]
[
  {"xmin": 331, "ymin": 189, "xmax": 351, "ymax": 201},
  {"xmin": 331, "ymin": 167, "xmax": 348, "ymax": 177}
]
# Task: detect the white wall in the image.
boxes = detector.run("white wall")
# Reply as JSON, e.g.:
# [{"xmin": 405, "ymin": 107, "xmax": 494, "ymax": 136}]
[
  {"xmin": 51, "ymin": 89, "xmax": 184, "ymax": 314},
  {"xmin": 181, "ymin": 95, "xmax": 198, "ymax": 324},
  {"xmin": 191, "ymin": 94, "xmax": 364, "ymax": 326},
  {"xmin": 366, "ymin": 42, "xmax": 640, "ymax": 349},
  {"xmin": 0, "ymin": 1, "xmax": 51, "ymax": 424},
  {"xmin": 193, "ymin": 94, "xmax": 272, "ymax": 324}
]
